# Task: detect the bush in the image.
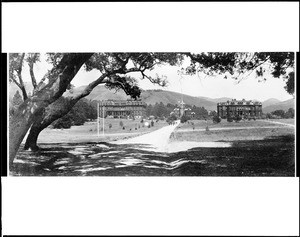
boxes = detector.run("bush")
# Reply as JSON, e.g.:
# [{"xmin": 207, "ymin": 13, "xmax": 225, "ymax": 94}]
[
  {"xmin": 227, "ymin": 117, "xmax": 233, "ymax": 122},
  {"xmin": 212, "ymin": 115, "xmax": 221, "ymax": 124},
  {"xmin": 166, "ymin": 113, "xmax": 178, "ymax": 124},
  {"xmin": 234, "ymin": 115, "xmax": 242, "ymax": 122},
  {"xmin": 180, "ymin": 115, "xmax": 189, "ymax": 123},
  {"xmin": 52, "ymin": 115, "xmax": 72, "ymax": 129}
]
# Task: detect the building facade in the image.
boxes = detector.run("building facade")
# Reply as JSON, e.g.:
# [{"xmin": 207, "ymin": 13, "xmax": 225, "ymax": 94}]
[
  {"xmin": 217, "ymin": 99, "xmax": 262, "ymax": 119},
  {"xmin": 98, "ymin": 99, "xmax": 146, "ymax": 118}
]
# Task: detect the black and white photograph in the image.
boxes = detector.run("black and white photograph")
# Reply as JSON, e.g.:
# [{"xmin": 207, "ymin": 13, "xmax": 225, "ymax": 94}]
[
  {"xmin": 2, "ymin": 2, "xmax": 299, "ymax": 236},
  {"xmin": 8, "ymin": 52, "xmax": 296, "ymax": 176}
]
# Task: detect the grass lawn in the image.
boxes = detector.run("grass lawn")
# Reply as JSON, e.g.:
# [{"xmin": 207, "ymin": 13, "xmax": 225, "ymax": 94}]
[
  {"xmin": 27, "ymin": 118, "xmax": 168, "ymax": 144},
  {"xmin": 171, "ymin": 118, "xmax": 295, "ymax": 143},
  {"xmin": 268, "ymin": 118, "xmax": 295, "ymax": 125},
  {"xmin": 176, "ymin": 118, "xmax": 294, "ymax": 131}
]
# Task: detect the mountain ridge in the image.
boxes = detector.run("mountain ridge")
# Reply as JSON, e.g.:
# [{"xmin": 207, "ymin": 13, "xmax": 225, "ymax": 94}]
[
  {"xmin": 9, "ymin": 83, "xmax": 294, "ymax": 112},
  {"xmin": 65, "ymin": 85, "xmax": 294, "ymax": 112}
]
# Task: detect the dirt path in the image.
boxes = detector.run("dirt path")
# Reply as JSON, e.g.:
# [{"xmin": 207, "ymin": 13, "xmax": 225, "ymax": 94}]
[
  {"xmin": 174, "ymin": 125, "xmax": 293, "ymax": 133},
  {"xmin": 113, "ymin": 120, "xmax": 181, "ymax": 151},
  {"xmin": 261, "ymin": 120, "xmax": 295, "ymax": 128}
]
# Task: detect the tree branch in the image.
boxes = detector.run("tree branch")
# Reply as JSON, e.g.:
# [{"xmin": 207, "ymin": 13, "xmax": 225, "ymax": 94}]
[
  {"xmin": 71, "ymin": 72, "xmax": 110, "ymax": 101},
  {"xmin": 11, "ymin": 77, "xmax": 22, "ymax": 89},
  {"xmin": 28, "ymin": 54, "xmax": 38, "ymax": 89},
  {"xmin": 16, "ymin": 53, "xmax": 28, "ymax": 100}
]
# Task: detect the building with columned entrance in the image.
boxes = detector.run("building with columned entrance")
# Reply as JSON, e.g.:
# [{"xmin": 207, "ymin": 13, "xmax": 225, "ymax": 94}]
[
  {"xmin": 98, "ymin": 99, "xmax": 146, "ymax": 118},
  {"xmin": 217, "ymin": 99, "xmax": 262, "ymax": 119}
]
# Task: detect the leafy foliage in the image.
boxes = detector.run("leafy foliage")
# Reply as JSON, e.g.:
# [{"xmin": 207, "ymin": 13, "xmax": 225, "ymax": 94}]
[
  {"xmin": 51, "ymin": 98, "xmax": 97, "ymax": 129},
  {"xmin": 227, "ymin": 117, "xmax": 233, "ymax": 122},
  {"xmin": 12, "ymin": 91, "xmax": 23, "ymax": 107},
  {"xmin": 234, "ymin": 115, "xmax": 242, "ymax": 122},
  {"xmin": 284, "ymin": 72, "xmax": 294, "ymax": 95},
  {"xmin": 284, "ymin": 108, "xmax": 295, "ymax": 119},
  {"xmin": 166, "ymin": 113, "xmax": 178, "ymax": 123},
  {"xmin": 185, "ymin": 52, "xmax": 295, "ymax": 95},
  {"xmin": 212, "ymin": 115, "xmax": 221, "ymax": 124},
  {"xmin": 271, "ymin": 109, "xmax": 285, "ymax": 118},
  {"xmin": 180, "ymin": 115, "xmax": 189, "ymax": 123}
]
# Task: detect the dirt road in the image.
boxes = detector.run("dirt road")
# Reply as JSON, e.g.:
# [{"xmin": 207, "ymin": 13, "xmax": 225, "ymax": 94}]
[
  {"xmin": 174, "ymin": 125, "xmax": 294, "ymax": 133},
  {"xmin": 261, "ymin": 120, "xmax": 295, "ymax": 128},
  {"xmin": 113, "ymin": 120, "xmax": 181, "ymax": 152}
]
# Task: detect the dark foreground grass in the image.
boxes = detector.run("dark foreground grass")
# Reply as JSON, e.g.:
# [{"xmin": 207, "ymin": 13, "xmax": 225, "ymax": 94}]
[
  {"xmin": 167, "ymin": 135, "xmax": 295, "ymax": 176},
  {"xmin": 11, "ymin": 134, "xmax": 295, "ymax": 176}
]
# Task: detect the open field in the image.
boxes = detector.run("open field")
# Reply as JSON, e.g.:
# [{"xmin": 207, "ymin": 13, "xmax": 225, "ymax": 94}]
[
  {"xmin": 268, "ymin": 118, "xmax": 295, "ymax": 125},
  {"xmin": 176, "ymin": 118, "xmax": 294, "ymax": 130},
  {"xmin": 24, "ymin": 118, "xmax": 168, "ymax": 144},
  {"xmin": 171, "ymin": 119, "xmax": 295, "ymax": 143},
  {"xmin": 13, "ymin": 118, "xmax": 295, "ymax": 176}
]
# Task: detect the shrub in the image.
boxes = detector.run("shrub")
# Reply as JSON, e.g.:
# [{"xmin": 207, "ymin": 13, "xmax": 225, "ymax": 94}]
[
  {"xmin": 180, "ymin": 115, "xmax": 189, "ymax": 123},
  {"xmin": 235, "ymin": 115, "xmax": 242, "ymax": 122},
  {"xmin": 212, "ymin": 115, "xmax": 221, "ymax": 124},
  {"xmin": 227, "ymin": 117, "xmax": 233, "ymax": 122},
  {"xmin": 166, "ymin": 113, "xmax": 178, "ymax": 123}
]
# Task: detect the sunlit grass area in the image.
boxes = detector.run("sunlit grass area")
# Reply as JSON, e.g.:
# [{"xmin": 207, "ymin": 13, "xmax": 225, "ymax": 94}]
[
  {"xmin": 176, "ymin": 119, "xmax": 294, "ymax": 130},
  {"xmin": 172, "ymin": 119, "xmax": 295, "ymax": 142},
  {"xmin": 26, "ymin": 118, "xmax": 168, "ymax": 144}
]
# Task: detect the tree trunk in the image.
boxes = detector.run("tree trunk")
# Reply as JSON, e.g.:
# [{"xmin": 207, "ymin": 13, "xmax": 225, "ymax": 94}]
[
  {"xmin": 9, "ymin": 53, "xmax": 93, "ymax": 165},
  {"xmin": 24, "ymin": 113, "xmax": 45, "ymax": 151},
  {"xmin": 24, "ymin": 97, "xmax": 77, "ymax": 150},
  {"xmin": 24, "ymin": 72, "xmax": 110, "ymax": 151}
]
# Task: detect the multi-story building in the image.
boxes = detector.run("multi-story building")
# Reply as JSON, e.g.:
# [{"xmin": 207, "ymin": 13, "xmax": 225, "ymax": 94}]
[
  {"xmin": 98, "ymin": 99, "xmax": 146, "ymax": 118},
  {"xmin": 217, "ymin": 99, "xmax": 262, "ymax": 119}
]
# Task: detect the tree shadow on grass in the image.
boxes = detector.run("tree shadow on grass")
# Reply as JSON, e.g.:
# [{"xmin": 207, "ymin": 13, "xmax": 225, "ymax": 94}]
[{"xmin": 10, "ymin": 135, "xmax": 295, "ymax": 176}]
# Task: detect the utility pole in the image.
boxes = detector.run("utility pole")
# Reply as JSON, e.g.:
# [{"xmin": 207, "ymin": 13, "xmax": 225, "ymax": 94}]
[
  {"xmin": 102, "ymin": 104, "xmax": 105, "ymax": 136},
  {"xmin": 97, "ymin": 102, "xmax": 100, "ymax": 137},
  {"xmin": 178, "ymin": 70, "xmax": 184, "ymax": 117}
]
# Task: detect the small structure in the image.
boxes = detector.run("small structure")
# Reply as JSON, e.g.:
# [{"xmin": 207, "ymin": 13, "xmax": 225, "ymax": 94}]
[
  {"xmin": 217, "ymin": 99, "xmax": 262, "ymax": 119},
  {"xmin": 183, "ymin": 108, "xmax": 194, "ymax": 118},
  {"xmin": 98, "ymin": 99, "xmax": 146, "ymax": 119},
  {"xmin": 171, "ymin": 108, "xmax": 181, "ymax": 118}
]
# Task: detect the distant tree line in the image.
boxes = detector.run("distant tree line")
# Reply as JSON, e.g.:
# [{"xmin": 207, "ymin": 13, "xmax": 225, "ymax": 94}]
[
  {"xmin": 12, "ymin": 88, "xmax": 294, "ymax": 131},
  {"xmin": 51, "ymin": 98, "xmax": 97, "ymax": 129},
  {"xmin": 265, "ymin": 108, "xmax": 294, "ymax": 119},
  {"xmin": 146, "ymin": 102, "xmax": 210, "ymax": 120}
]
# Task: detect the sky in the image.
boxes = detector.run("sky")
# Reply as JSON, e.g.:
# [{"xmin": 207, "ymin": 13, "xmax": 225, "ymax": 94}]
[{"xmin": 19, "ymin": 53, "xmax": 294, "ymax": 102}]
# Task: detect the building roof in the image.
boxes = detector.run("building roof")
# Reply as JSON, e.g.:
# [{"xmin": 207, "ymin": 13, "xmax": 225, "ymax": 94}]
[
  {"xmin": 99, "ymin": 99, "xmax": 146, "ymax": 106},
  {"xmin": 217, "ymin": 99, "xmax": 262, "ymax": 106}
]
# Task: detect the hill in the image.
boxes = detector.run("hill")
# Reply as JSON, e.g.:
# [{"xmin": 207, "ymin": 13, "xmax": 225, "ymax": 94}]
[
  {"xmin": 9, "ymin": 82, "xmax": 294, "ymax": 113},
  {"xmin": 140, "ymin": 90, "xmax": 217, "ymax": 110},
  {"xmin": 66, "ymin": 86, "xmax": 218, "ymax": 111},
  {"xmin": 262, "ymin": 98, "xmax": 282, "ymax": 108},
  {"xmin": 65, "ymin": 85, "xmax": 296, "ymax": 112},
  {"xmin": 65, "ymin": 85, "xmax": 129, "ymax": 101},
  {"xmin": 263, "ymin": 98, "xmax": 295, "ymax": 113},
  {"xmin": 198, "ymin": 96, "xmax": 233, "ymax": 103}
]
